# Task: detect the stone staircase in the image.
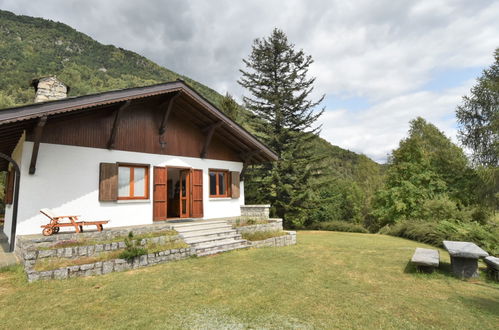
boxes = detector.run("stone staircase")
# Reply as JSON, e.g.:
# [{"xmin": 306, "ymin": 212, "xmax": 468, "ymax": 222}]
[{"xmin": 171, "ymin": 220, "xmax": 248, "ymax": 256}]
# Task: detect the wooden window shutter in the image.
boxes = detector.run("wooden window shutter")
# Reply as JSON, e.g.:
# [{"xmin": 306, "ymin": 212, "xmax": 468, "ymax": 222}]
[
  {"xmin": 4, "ymin": 170, "xmax": 15, "ymax": 205},
  {"xmin": 191, "ymin": 169, "xmax": 204, "ymax": 218},
  {"xmin": 99, "ymin": 163, "xmax": 118, "ymax": 201},
  {"xmin": 230, "ymin": 171, "xmax": 240, "ymax": 198}
]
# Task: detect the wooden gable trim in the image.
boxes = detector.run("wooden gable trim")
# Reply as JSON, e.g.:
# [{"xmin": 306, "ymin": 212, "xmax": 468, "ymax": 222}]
[{"xmin": 28, "ymin": 116, "xmax": 47, "ymax": 174}]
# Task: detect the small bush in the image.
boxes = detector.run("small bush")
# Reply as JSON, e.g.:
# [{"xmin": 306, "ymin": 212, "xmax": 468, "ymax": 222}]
[
  {"xmin": 241, "ymin": 230, "xmax": 288, "ymax": 241},
  {"xmin": 307, "ymin": 221, "xmax": 369, "ymax": 233},
  {"xmin": 381, "ymin": 220, "xmax": 499, "ymax": 255},
  {"xmin": 118, "ymin": 232, "xmax": 147, "ymax": 261}
]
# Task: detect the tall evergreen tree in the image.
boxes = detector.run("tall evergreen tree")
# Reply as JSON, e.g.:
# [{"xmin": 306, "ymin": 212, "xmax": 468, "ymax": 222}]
[
  {"xmin": 456, "ymin": 48, "xmax": 499, "ymax": 167},
  {"xmin": 219, "ymin": 92, "xmax": 241, "ymax": 122},
  {"xmin": 238, "ymin": 28, "xmax": 324, "ymax": 228}
]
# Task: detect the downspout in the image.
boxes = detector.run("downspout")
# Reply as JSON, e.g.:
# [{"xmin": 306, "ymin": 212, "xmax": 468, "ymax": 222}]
[{"xmin": 0, "ymin": 152, "xmax": 20, "ymax": 252}]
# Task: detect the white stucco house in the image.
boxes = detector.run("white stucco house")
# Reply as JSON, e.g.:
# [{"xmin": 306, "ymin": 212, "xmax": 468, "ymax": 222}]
[{"xmin": 0, "ymin": 78, "xmax": 277, "ymax": 249}]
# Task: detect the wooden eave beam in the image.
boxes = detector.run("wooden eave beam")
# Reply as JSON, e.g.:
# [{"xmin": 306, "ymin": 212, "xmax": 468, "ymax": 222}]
[
  {"xmin": 107, "ymin": 100, "xmax": 131, "ymax": 150},
  {"xmin": 200, "ymin": 121, "xmax": 223, "ymax": 159},
  {"xmin": 158, "ymin": 92, "xmax": 181, "ymax": 135},
  {"xmin": 239, "ymin": 150, "xmax": 260, "ymax": 181},
  {"xmin": 28, "ymin": 116, "xmax": 48, "ymax": 174}
]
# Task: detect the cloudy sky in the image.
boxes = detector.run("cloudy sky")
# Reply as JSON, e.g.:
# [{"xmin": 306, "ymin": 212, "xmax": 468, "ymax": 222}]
[{"xmin": 2, "ymin": 0, "xmax": 499, "ymax": 162}]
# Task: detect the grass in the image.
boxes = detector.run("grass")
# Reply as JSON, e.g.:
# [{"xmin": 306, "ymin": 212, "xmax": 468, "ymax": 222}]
[
  {"xmin": 0, "ymin": 231, "xmax": 498, "ymax": 329},
  {"xmin": 241, "ymin": 230, "xmax": 288, "ymax": 241},
  {"xmin": 232, "ymin": 218, "xmax": 270, "ymax": 228},
  {"xmin": 39, "ymin": 230, "xmax": 178, "ymax": 250}
]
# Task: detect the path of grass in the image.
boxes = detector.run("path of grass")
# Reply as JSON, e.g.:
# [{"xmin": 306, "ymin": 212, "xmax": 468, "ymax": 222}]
[{"xmin": 0, "ymin": 231, "xmax": 498, "ymax": 329}]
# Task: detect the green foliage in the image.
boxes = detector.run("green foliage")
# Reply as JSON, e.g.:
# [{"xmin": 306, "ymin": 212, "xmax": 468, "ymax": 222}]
[
  {"xmin": 118, "ymin": 232, "xmax": 147, "ymax": 261},
  {"xmin": 380, "ymin": 220, "xmax": 499, "ymax": 255},
  {"xmin": 371, "ymin": 117, "xmax": 482, "ymax": 229},
  {"xmin": 238, "ymin": 28, "xmax": 325, "ymax": 228},
  {"xmin": 456, "ymin": 48, "xmax": 499, "ymax": 167},
  {"xmin": 306, "ymin": 220, "xmax": 368, "ymax": 233}
]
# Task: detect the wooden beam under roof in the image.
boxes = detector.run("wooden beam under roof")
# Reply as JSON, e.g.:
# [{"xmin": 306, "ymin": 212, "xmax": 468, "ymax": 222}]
[
  {"xmin": 200, "ymin": 121, "xmax": 223, "ymax": 158},
  {"xmin": 28, "ymin": 116, "xmax": 48, "ymax": 174},
  {"xmin": 107, "ymin": 100, "xmax": 131, "ymax": 150},
  {"xmin": 158, "ymin": 92, "xmax": 180, "ymax": 135}
]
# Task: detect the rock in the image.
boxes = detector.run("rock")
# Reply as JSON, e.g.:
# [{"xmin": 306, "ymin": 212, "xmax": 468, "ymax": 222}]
[
  {"xmin": 80, "ymin": 263, "xmax": 94, "ymax": 271},
  {"xmin": 27, "ymin": 271, "xmax": 40, "ymax": 282},
  {"xmin": 64, "ymin": 248, "xmax": 72, "ymax": 258},
  {"xmin": 484, "ymin": 256, "xmax": 499, "ymax": 271},
  {"xmin": 38, "ymin": 249, "xmax": 56, "ymax": 258},
  {"xmin": 411, "ymin": 248, "xmax": 439, "ymax": 267},
  {"xmin": 53, "ymin": 268, "xmax": 68, "ymax": 279},
  {"xmin": 102, "ymin": 261, "xmax": 114, "ymax": 274},
  {"xmin": 139, "ymin": 255, "xmax": 148, "ymax": 266},
  {"xmin": 443, "ymin": 241, "xmax": 489, "ymax": 259},
  {"xmin": 23, "ymin": 250, "xmax": 37, "ymax": 260}
]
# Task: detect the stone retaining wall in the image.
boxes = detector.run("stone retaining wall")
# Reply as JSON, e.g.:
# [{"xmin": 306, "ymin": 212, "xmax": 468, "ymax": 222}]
[
  {"xmin": 233, "ymin": 218, "xmax": 283, "ymax": 234},
  {"xmin": 26, "ymin": 247, "xmax": 194, "ymax": 282},
  {"xmin": 240, "ymin": 205, "xmax": 270, "ymax": 219},
  {"xmin": 247, "ymin": 231, "xmax": 297, "ymax": 248},
  {"xmin": 21, "ymin": 234, "xmax": 182, "ymax": 269},
  {"xmin": 16, "ymin": 223, "xmax": 174, "ymax": 257}
]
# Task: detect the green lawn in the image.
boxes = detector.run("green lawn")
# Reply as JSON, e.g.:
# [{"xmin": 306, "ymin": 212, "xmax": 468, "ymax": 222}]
[{"xmin": 1, "ymin": 231, "xmax": 498, "ymax": 329}]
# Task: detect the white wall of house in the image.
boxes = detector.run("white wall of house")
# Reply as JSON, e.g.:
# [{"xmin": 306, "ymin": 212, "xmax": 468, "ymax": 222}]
[{"xmin": 3, "ymin": 141, "xmax": 244, "ymax": 240}]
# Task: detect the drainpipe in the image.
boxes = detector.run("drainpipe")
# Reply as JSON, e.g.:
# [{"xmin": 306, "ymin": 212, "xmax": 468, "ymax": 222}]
[{"xmin": 0, "ymin": 152, "xmax": 20, "ymax": 252}]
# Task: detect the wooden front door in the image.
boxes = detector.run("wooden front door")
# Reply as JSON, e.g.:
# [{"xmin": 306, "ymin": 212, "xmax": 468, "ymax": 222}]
[
  {"xmin": 179, "ymin": 169, "xmax": 190, "ymax": 218},
  {"xmin": 153, "ymin": 166, "xmax": 167, "ymax": 221}
]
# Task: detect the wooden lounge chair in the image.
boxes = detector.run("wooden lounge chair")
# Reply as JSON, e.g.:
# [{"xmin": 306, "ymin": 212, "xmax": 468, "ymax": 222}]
[{"xmin": 40, "ymin": 208, "xmax": 109, "ymax": 236}]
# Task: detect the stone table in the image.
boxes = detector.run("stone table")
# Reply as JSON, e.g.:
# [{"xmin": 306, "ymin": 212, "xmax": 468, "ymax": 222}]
[{"xmin": 443, "ymin": 240, "xmax": 489, "ymax": 278}]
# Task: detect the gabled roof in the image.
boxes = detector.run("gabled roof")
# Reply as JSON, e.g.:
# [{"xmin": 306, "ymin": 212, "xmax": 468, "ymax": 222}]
[{"xmin": 0, "ymin": 80, "xmax": 277, "ymax": 169}]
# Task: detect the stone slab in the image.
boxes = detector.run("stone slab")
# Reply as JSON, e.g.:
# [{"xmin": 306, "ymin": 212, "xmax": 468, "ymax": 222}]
[
  {"xmin": 411, "ymin": 248, "xmax": 439, "ymax": 267},
  {"xmin": 442, "ymin": 241, "xmax": 489, "ymax": 259},
  {"xmin": 484, "ymin": 256, "xmax": 499, "ymax": 271}
]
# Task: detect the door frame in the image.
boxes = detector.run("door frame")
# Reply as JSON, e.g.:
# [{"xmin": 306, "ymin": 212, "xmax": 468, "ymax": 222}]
[{"xmin": 153, "ymin": 165, "xmax": 194, "ymax": 221}]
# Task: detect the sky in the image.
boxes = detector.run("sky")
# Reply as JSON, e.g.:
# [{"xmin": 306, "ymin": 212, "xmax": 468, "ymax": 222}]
[{"xmin": 1, "ymin": 0, "xmax": 498, "ymax": 163}]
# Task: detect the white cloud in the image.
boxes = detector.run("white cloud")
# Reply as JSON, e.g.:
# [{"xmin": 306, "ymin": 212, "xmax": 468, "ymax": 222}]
[{"xmin": 318, "ymin": 80, "xmax": 474, "ymax": 162}]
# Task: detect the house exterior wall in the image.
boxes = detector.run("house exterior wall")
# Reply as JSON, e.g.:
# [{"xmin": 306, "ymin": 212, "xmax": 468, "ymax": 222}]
[{"xmin": 3, "ymin": 141, "xmax": 244, "ymax": 240}]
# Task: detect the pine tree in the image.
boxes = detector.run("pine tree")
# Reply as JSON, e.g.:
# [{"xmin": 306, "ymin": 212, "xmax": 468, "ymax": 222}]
[
  {"xmin": 456, "ymin": 48, "xmax": 499, "ymax": 167},
  {"xmin": 238, "ymin": 28, "xmax": 324, "ymax": 228},
  {"xmin": 219, "ymin": 92, "xmax": 241, "ymax": 122}
]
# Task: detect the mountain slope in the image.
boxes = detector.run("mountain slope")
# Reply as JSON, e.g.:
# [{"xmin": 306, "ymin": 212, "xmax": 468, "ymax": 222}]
[{"xmin": 0, "ymin": 9, "xmax": 224, "ymax": 108}]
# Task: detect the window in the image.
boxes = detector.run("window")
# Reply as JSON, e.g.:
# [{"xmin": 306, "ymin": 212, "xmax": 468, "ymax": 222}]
[
  {"xmin": 117, "ymin": 164, "xmax": 149, "ymax": 200},
  {"xmin": 209, "ymin": 169, "xmax": 229, "ymax": 197}
]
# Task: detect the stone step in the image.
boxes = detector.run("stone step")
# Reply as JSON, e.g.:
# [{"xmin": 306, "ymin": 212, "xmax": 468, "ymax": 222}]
[
  {"xmin": 172, "ymin": 220, "xmax": 229, "ymax": 228},
  {"xmin": 173, "ymin": 223, "xmax": 233, "ymax": 233},
  {"xmin": 181, "ymin": 228, "xmax": 238, "ymax": 239},
  {"xmin": 185, "ymin": 234, "xmax": 242, "ymax": 247},
  {"xmin": 195, "ymin": 240, "xmax": 248, "ymax": 257}
]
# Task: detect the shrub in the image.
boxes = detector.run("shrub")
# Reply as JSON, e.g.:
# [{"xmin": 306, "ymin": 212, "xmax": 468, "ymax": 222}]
[
  {"xmin": 118, "ymin": 232, "xmax": 147, "ymax": 261},
  {"xmin": 380, "ymin": 220, "xmax": 499, "ymax": 255},
  {"xmin": 307, "ymin": 221, "xmax": 368, "ymax": 233}
]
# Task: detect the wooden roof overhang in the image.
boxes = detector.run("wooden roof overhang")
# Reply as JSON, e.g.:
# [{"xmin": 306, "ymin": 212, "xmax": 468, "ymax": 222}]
[{"xmin": 0, "ymin": 80, "xmax": 278, "ymax": 170}]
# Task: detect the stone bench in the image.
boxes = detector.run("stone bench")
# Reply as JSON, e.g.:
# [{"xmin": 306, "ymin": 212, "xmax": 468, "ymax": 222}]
[
  {"xmin": 484, "ymin": 256, "xmax": 499, "ymax": 281},
  {"xmin": 411, "ymin": 248, "xmax": 439, "ymax": 273},
  {"xmin": 443, "ymin": 240, "xmax": 489, "ymax": 278}
]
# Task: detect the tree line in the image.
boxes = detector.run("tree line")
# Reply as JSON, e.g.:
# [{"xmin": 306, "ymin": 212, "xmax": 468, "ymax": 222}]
[{"xmin": 239, "ymin": 29, "xmax": 498, "ymax": 254}]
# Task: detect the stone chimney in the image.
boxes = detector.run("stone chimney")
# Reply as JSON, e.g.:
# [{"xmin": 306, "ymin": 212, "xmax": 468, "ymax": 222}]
[{"xmin": 31, "ymin": 76, "xmax": 69, "ymax": 103}]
